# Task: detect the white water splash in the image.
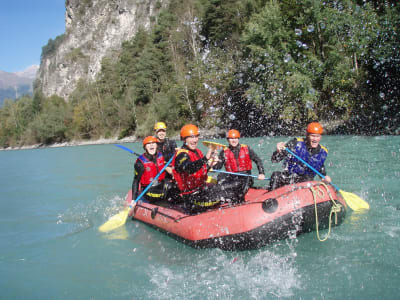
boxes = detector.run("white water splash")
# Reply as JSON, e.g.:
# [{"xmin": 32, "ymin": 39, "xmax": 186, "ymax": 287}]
[{"xmin": 147, "ymin": 249, "xmax": 302, "ymax": 299}]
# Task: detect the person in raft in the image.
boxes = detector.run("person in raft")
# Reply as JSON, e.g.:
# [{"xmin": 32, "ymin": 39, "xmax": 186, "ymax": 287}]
[
  {"xmin": 213, "ymin": 129, "xmax": 265, "ymax": 202},
  {"xmin": 154, "ymin": 121, "xmax": 178, "ymax": 162},
  {"xmin": 153, "ymin": 121, "xmax": 179, "ymax": 201},
  {"xmin": 268, "ymin": 122, "xmax": 332, "ymax": 191},
  {"xmin": 131, "ymin": 136, "xmax": 167, "ymax": 203},
  {"xmin": 172, "ymin": 124, "xmax": 225, "ymax": 213}
]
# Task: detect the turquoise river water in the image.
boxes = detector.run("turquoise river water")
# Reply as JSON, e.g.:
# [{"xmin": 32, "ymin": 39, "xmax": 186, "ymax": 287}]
[{"xmin": 0, "ymin": 135, "xmax": 399, "ymax": 299}]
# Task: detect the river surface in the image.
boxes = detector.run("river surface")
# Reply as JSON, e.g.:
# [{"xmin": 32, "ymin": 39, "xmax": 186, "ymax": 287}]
[{"xmin": 0, "ymin": 135, "xmax": 399, "ymax": 299}]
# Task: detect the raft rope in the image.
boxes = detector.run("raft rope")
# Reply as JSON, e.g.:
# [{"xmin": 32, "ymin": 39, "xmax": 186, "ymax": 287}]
[{"xmin": 310, "ymin": 182, "xmax": 342, "ymax": 242}]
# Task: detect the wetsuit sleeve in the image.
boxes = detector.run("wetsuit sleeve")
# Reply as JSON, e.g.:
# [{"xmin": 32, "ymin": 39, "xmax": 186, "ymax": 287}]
[
  {"xmin": 319, "ymin": 165, "xmax": 327, "ymax": 177},
  {"xmin": 170, "ymin": 140, "xmax": 177, "ymax": 152},
  {"xmin": 212, "ymin": 150, "xmax": 225, "ymax": 170},
  {"xmin": 164, "ymin": 139, "xmax": 178, "ymax": 161},
  {"xmin": 174, "ymin": 151, "xmax": 208, "ymax": 174},
  {"xmin": 131, "ymin": 160, "xmax": 144, "ymax": 200},
  {"xmin": 271, "ymin": 138, "xmax": 297, "ymax": 163},
  {"xmin": 248, "ymin": 146, "xmax": 265, "ymax": 174}
]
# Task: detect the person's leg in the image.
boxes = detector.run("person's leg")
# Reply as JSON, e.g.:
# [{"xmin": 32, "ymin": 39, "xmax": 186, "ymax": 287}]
[
  {"xmin": 163, "ymin": 179, "xmax": 182, "ymax": 203},
  {"xmin": 269, "ymin": 171, "xmax": 292, "ymax": 190}
]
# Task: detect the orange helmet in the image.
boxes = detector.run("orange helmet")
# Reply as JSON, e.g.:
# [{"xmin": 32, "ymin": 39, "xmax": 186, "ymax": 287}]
[
  {"xmin": 154, "ymin": 122, "xmax": 167, "ymax": 131},
  {"xmin": 306, "ymin": 122, "xmax": 323, "ymax": 134},
  {"xmin": 143, "ymin": 136, "xmax": 158, "ymax": 147},
  {"xmin": 227, "ymin": 129, "xmax": 240, "ymax": 139},
  {"xmin": 180, "ymin": 124, "xmax": 199, "ymax": 140}
]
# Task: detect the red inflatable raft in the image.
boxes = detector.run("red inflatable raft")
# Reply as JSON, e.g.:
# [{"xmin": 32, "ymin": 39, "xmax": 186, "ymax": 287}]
[{"xmin": 127, "ymin": 181, "xmax": 347, "ymax": 250}]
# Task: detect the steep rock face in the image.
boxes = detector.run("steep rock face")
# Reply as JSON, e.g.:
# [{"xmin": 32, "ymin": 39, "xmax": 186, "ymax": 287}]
[{"xmin": 37, "ymin": 0, "xmax": 166, "ymax": 100}]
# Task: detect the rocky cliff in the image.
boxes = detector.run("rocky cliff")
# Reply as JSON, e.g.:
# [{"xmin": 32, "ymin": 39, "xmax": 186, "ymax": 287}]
[{"xmin": 37, "ymin": 0, "xmax": 167, "ymax": 100}]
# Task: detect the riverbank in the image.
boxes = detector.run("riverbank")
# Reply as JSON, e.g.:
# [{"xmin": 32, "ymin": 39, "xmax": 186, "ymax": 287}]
[
  {"xmin": 0, "ymin": 127, "xmax": 226, "ymax": 151},
  {"xmin": 0, "ymin": 136, "xmax": 138, "ymax": 151}
]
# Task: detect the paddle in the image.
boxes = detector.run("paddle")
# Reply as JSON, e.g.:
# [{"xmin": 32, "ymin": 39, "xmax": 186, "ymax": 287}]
[
  {"xmin": 285, "ymin": 148, "xmax": 369, "ymax": 211},
  {"xmin": 210, "ymin": 169, "xmax": 269, "ymax": 180},
  {"xmin": 98, "ymin": 155, "xmax": 174, "ymax": 233},
  {"xmin": 115, "ymin": 144, "xmax": 141, "ymax": 156},
  {"xmin": 202, "ymin": 141, "xmax": 227, "ymax": 149}
]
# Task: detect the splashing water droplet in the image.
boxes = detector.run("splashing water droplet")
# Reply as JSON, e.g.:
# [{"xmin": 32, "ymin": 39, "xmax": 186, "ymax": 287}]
[
  {"xmin": 295, "ymin": 28, "xmax": 302, "ymax": 36},
  {"xmin": 284, "ymin": 54, "xmax": 292, "ymax": 63},
  {"xmin": 307, "ymin": 25, "xmax": 315, "ymax": 33}
]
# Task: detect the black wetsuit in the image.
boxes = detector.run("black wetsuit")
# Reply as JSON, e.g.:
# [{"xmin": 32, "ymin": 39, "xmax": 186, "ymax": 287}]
[
  {"xmin": 156, "ymin": 137, "xmax": 179, "ymax": 200},
  {"xmin": 157, "ymin": 138, "xmax": 177, "ymax": 162}
]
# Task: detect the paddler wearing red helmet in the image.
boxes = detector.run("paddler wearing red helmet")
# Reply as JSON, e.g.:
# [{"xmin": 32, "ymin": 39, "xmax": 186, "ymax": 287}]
[
  {"xmin": 268, "ymin": 122, "xmax": 332, "ymax": 190},
  {"xmin": 213, "ymin": 129, "xmax": 265, "ymax": 202},
  {"xmin": 172, "ymin": 124, "xmax": 226, "ymax": 213},
  {"xmin": 131, "ymin": 136, "xmax": 167, "ymax": 202}
]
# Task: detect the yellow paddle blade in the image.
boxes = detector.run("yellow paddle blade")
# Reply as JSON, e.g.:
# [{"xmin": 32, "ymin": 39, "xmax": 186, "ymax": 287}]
[
  {"xmin": 202, "ymin": 141, "xmax": 226, "ymax": 150},
  {"xmin": 339, "ymin": 190, "xmax": 370, "ymax": 212},
  {"xmin": 98, "ymin": 207, "xmax": 129, "ymax": 232},
  {"xmin": 104, "ymin": 226, "xmax": 130, "ymax": 240},
  {"xmin": 206, "ymin": 176, "xmax": 217, "ymax": 184}
]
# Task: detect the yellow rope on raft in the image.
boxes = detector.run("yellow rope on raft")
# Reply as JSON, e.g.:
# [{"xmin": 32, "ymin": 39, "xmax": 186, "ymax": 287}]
[{"xmin": 310, "ymin": 182, "xmax": 343, "ymax": 242}]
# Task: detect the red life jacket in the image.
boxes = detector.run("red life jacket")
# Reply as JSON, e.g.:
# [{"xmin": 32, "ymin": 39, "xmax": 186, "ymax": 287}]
[
  {"xmin": 224, "ymin": 145, "xmax": 252, "ymax": 172},
  {"xmin": 172, "ymin": 148, "xmax": 208, "ymax": 193},
  {"xmin": 137, "ymin": 152, "xmax": 165, "ymax": 186}
]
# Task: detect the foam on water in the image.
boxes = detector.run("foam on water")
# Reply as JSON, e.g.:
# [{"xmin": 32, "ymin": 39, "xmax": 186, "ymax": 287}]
[{"xmin": 147, "ymin": 247, "xmax": 301, "ymax": 299}]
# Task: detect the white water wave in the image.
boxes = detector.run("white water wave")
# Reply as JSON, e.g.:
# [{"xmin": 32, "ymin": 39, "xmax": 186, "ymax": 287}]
[{"xmin": 147, "ymin": 249, "xmax": 302, "ymax": 299}]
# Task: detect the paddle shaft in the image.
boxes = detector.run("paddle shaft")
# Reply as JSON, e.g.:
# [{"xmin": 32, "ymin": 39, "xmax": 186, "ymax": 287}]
[
  {"xmin": 115, "ymin": 144, "xmax": 141, "ymax": 156},
  {"xmin": 210, "ymin": 169, "xmax": 268, "ymax": 180},
  {"xmin": 285, "ymin": 148, "xmax": 340, "ymax": 191}
]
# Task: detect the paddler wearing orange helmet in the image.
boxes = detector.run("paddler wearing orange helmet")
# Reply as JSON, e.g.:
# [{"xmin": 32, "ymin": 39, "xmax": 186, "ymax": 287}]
[
  {"xmin": 213, "ymin": 129, "xmax": 265, "ymax": 202},
  {"xmin": 172, "ymin": 124, "xmax": 226, "ymax": 213},
  {"xmin": 268, "ymin": 122, "xmax": 331, "ymax": 190},
  {"xmin": 131, "ymin": 136, "xmax": 167, "ymax": 203}
]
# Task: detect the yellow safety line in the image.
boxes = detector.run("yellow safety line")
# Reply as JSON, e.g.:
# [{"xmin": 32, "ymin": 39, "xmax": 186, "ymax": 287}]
[{"xmin": 310, "ymin": 182, "xmax": 342, "ymax": 242}]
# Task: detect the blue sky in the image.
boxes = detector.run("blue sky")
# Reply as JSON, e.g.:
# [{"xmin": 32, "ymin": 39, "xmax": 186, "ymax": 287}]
[{"xmin": 0, "ymin": 0, "xmax": 65, "ymax": 73}]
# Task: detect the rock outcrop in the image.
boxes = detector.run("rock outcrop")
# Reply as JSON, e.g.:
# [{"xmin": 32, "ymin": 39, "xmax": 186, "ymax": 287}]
[{"xmin": 37, "ymin": 0, "xmax": 166, "ymax": 100}]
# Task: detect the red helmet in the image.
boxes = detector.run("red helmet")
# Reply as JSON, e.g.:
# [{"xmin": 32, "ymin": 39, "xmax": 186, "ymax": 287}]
[
  {"xmin": 180, "ymin": 124, "xmax": 199, "ymax": 140},
  {"xmin": 306, "ymin": 122, "xmax": 323, "ymax": 134},
  {"xmin": 143, "ymin": 136, "xmax": 158, "ymax": 147},
  {"xmin": 227, "ymin": 129, "xmax": 240, "ymax": 139}
]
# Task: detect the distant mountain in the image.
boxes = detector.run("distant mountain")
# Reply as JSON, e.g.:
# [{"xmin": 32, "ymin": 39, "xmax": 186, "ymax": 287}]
[{"xmin": 0, "ymin": 65, "xmax": 38, "ymax": 106}]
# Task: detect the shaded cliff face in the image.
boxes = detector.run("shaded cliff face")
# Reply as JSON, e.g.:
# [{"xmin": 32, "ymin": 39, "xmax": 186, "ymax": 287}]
[{"xmin": 37, "ymin": 0, "xmax": 165, "ymax": 100}]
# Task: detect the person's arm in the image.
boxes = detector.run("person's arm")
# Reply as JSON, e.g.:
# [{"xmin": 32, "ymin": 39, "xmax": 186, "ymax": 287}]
[
  {"xmin": 170, "ymin": 140, "xmax": 177, "ymax": 154},
  {"xmin": 131, "ymin": 160, "xmax": 144, "ymax": 200},
  {"xmin": 164, "ymin": 139, "xmax": 177, "ymax": 161},
  {"xmin": 271, "ymin": 138, "xmax": 297, "ymax": 163},
  {"xmin": 248, "ymin": 146, "xmax": 265, "ymax": 175},
  {"xmin": 319, "ymin": 164, "xmax": 331, "ymax": 182},
  {"xmin": 174, "ymin": 151, "xmax": 208, "ymax": 174},
  {"xmin": 319, "ymin": 165, "xmax": 327, "ymax": 176},
  {"xmin": 212, "ymin": 150, "xmax": 225, "ymax": 170}
]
